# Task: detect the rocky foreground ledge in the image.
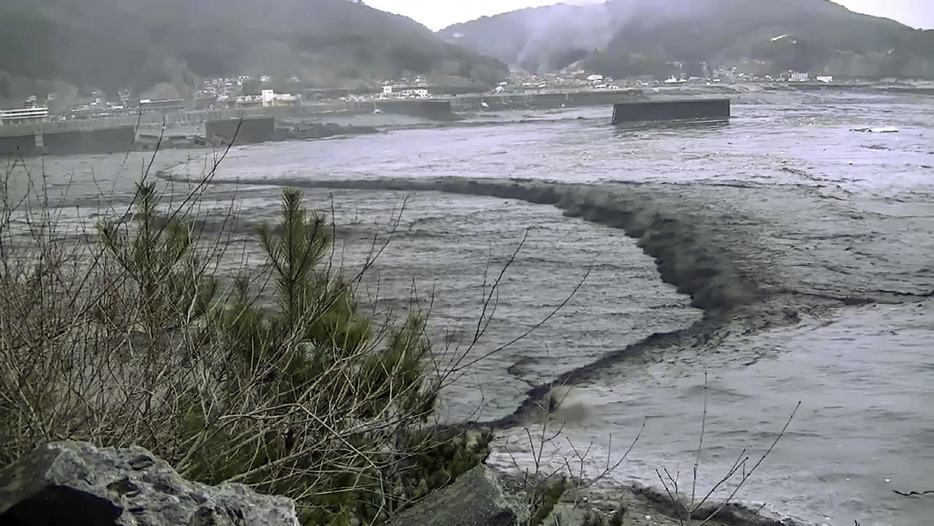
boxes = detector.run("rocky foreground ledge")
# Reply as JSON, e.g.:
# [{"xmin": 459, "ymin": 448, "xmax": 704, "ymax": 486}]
[
  {"xmin": 0, "ymin": 442, "xmax": 798, "ymax": 526},
  {"xmin": 0, "ymin": 442, "xmax": 299, "ymax": 526},
  {"xmin": 389, "ymin": 465, "xmax": 799, "ymax": 526}
]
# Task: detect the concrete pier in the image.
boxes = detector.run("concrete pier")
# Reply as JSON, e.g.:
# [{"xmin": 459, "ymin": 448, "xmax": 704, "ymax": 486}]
[{"xmin": 612, "ymin": 98, "xmax": 730, "ymax": 124}]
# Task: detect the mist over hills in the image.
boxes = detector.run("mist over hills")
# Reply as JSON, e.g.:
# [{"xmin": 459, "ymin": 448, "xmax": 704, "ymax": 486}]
[
  {"xmin": 0, "ymin": 0, "xmax": 507, "ymax": 103},
  {"xmin": 439, "ymin": 0, "xmax": 934, "ymax": 79},
  {"xmin": 437, "ymin": 4, "xmax": 617, "ymax": 72}
]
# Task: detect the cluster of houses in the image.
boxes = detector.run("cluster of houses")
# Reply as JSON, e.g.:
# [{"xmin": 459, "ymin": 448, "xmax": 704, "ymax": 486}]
[
  {"xmin": 784, "ymin": 72, "xmax": 834, "ymax": 83},
  {"xmin": 0, "ymin": 65, "xmax": 846, "ymax": 127},
  {"xmin": 220, "ymin": 89, "xmax": 300, "ymax": 108},
  {"xmin": 0, "ymin": 75, "xmax": 307, "ymax": 125},
  {"xmin": 196, "ymin": 76, "xmax": 302, "ymax": 109},
  {"xmin": 499, "ymin": 71, "xmax": 622, "ymax": 93}
]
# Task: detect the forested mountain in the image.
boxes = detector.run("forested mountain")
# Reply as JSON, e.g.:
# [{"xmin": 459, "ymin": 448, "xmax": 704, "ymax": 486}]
[
  {"xmin": 439, "ymin": 0, "xmax": 934, "ymax": 78},
  {"xmin": 0, "ymin": 0, "xmax": 507, "ymax": 102}
]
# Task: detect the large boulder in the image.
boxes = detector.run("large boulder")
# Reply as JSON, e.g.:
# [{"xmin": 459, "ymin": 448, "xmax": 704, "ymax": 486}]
[
  {"xmin": 0, "ymin": 441, "xmax": 299, "ymax": 526},
  {"xmin": 386, "ymin": 465, "xmax": 523, "ymax": 526}
]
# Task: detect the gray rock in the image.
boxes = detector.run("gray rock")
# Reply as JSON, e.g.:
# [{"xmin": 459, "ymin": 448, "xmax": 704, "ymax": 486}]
[
  {"xmin": 387, "ymin": 465, "xmax": 523, "ymax": 526},
  {"xmin": 0, "ymin": 441, "xmax": 300, "ymax": 526}
]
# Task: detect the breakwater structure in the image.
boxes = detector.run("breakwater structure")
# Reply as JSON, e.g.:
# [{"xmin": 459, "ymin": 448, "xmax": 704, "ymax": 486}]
[
  {"xmin": 0, "ymin": 133, "xmax": 41, "ymax": 157},
  {"xmin": 0, "ymin": 92, "xmax": 738, "ymax": 158},
  {"xmin": 374, "ymin": 99, "xmax": 454, "ymax": 120},
  {"xmin": 205, "ymin": 116, "xmax": 380, "ymax": 147},
  {"xmin": 0, "ymin": 113, "xmax": 376, "ymax": 157},
  {"xmin": 455, "ymin": 89, "xmax": 647, "ymax": 112},
  {"xmin": 43, "ymin": 126, "xmax": 136, "ymax": 156},
  {"xmin": 611, "ymin": 98, "xmax": 731, "ymax": 124}
]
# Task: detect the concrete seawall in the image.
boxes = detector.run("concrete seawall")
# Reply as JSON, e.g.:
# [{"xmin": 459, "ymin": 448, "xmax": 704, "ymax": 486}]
[
  {"xmin": 452, "ymin": 90, "xmax": 646, "ymax": 112},
  {"xmin": 1, "ymin": 93, "xmax": 735, "ymax": 158},
  {"xmin": 611, "ymin": 98, "xmax": 731, "ymax": 124},
  {"xmin": 375, "ymin": 100, "xmax": 454, "ymax": 120},
  {"xmin": 205, "ymin": 117, "xmax": 277, "ymax": 147},
  {"xmin": 1, "ymin": 127, "xmax": 136, "ymax": 157},
  {"xmin": 43, "ymin": 127, "xmax": 136, "ymax": 156},
  {"xmin": 0, "ymin": 91, "xmax": 648, "ymax": 141},
  {"xmin": 0, "ymin": 134, "xmax": 41, "ymax": 157},
  {"xmin": 0, "ymin": 106, "xmax": 305, "ymax": 139}
]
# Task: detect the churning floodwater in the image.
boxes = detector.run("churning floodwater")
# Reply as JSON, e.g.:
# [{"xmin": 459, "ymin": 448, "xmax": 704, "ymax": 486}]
[{"xmin": 13, "ymin": 87, "xmax": 934, "ymax": 525}]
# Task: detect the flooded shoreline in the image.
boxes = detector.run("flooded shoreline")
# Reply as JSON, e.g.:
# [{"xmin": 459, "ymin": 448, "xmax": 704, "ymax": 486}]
[{"xmin": 7, "ymin": 89, "xmax": 934, "ymax": 523}]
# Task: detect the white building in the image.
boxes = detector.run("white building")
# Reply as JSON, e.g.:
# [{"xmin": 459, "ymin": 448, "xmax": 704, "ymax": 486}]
[
  {"xmin": 235, "ymin": 95, "xmax": 262, "ymax": 107},
  {"xmin": 382, "ymin": 85, "xmax": 430, "ymax": 98},
  {"xmin": 789, "ymin": 72, "xmax": 810, "ymax": 82},
  {"xmin": 261, "ymin": 89, "xmax": 299, "ymax": 107},
  {"xmin": 401, "ymin": 88, "xmax": 429, "ymax": 98},
  {"xmin": 0, "ymin": 107, "xmax": 49, "ymax": 125}
]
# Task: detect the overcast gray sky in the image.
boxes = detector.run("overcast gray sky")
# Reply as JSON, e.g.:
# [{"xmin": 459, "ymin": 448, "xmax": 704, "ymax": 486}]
[{"xmin": 364, "ymin": 0, "xmax": 934, "ymax": 31}]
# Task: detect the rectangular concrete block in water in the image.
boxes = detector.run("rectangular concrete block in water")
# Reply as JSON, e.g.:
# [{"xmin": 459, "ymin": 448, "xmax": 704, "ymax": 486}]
[
  {"xmin": 612, "ymin": 98, "xmax": 731, "ymax": 124},
  {"xmin": 206, "ymin": 117, "xmax": 276, "ymax": 146},
  {"xmin": 375, "ymin": 100, "xmax": 453, "ymax": 120}
]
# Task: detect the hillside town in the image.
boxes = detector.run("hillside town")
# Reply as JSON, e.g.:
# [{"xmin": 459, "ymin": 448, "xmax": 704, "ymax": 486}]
[{"xmin": 0, "ymin": 67, "xmax": 844, "ymax": 126}]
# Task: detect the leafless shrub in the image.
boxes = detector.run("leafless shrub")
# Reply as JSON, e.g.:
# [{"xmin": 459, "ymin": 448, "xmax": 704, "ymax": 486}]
[
  {"xmin": 0, "ymin": 137, "xmax": 586, "ymax": 524},
  {"xmin": 502, "ymin": 385, "xmax": 644, "ymax": 526},
  {"xmin": 654, "ymin": 373, "xmax": 801, "ymax": 526}
]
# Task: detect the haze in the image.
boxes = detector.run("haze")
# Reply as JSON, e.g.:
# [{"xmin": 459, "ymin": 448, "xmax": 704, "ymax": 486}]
[{"xmin": 367, "ymin": 0, "xmax": 934, "ymax": 31}]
